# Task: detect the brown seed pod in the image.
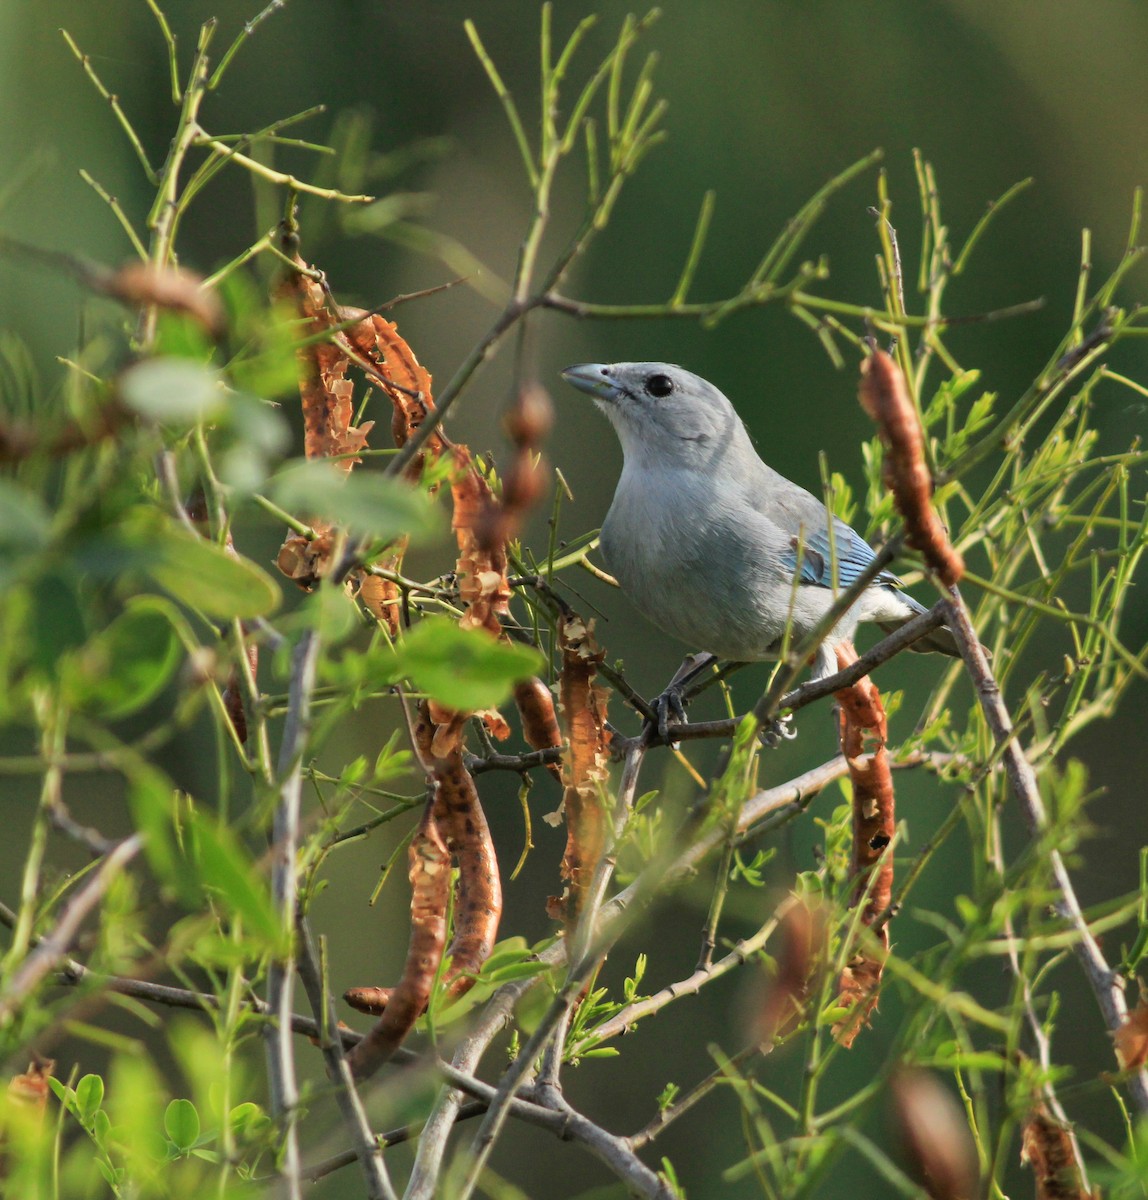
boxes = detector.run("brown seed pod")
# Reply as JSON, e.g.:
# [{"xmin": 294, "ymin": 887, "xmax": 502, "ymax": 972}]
[
  {"xmin": 859, "ymin": 349, "xmax": 964, "ymax": 587},
  {"xmin": 548, "ymin": 616, "xmax": 612, "ymax": 929},
  {"xmin": 432, "ymin": 745, "xmax": 503, "ymax": 1002},
  {"xmin": 346, "ymin": 803, "xmax": 450, "ymax": 1080},
  {"xmin": 104, "ymin": 261, "xmax": 224, "ymax": 337},
  {"xmin": 514, "ymin": 676, "xmax": 563, "ymax": 784},
  {"xmin": 1020, "ymin": 1104, "xmax": 1093, "ymax": 1199},
  {"xmin": 831, "ymin": 641, "xmax": 895, "ymax": 1048},
  {"xmin": 890, "ymin": 1069, "xmax": 979, "ymax": 1200}
]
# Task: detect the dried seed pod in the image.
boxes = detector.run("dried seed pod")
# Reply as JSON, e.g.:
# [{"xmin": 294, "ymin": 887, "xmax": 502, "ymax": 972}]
[
  {"xmin": 1020, "ymin": 1105, "xmax": 1092, "ymax": 1200},
  {"xmin": 832, "ymin": 641, "xmax": 895, "ymax": 1048},
  {"xmin": 890, "ymin": 1069, "xmax": 979, "ymax": 1200},
  {"xmin": 342, "ymin": 986, "xmax": 392, "ymax": 1016},
  {"xmin": 432, "ymin": 745, "xmax": 503, "ymax": 1001},
  {"xmin": 278, "ymin": 261, "xmax": 373, "ymax": 475},
  {"xmin": 751, "ymin": 898, "xmax": 826, "ymax": 1045},
  {"xmin": 346, "ymin": 803, "xmax": 450, "ymax": 1080},
  {"xmin": 339, "ymin": 308, "xmax": 442, "ymax": 477},
  {"xmin": 859, "ymin": 349, "xmax": 963, "ymax": 586},
  {"xmin": 1113, "ymin": 998, "xmax": 1148, "ymax": 1070},
  {"xmin": 477, "ymin": 383, "xmax": 554, "ymax": 552},
  {"xmin": 514, "ymin": 676, "xmax": 563, "ymax": 784},
  {"xmin": 104, "ymin": 262, "xmax": 224, "ymax": 336},
  {"xmin": 548, "ymin": 616, "xmax": 612, "ymax": 929}
]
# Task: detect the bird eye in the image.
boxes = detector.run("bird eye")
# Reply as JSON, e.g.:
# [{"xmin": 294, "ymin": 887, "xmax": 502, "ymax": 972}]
[{"xmin": 645, "ymin": 373, "xmax": 674, "ymax": 398}]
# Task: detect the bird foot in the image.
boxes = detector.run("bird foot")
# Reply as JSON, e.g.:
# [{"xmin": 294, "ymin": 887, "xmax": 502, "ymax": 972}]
[
  {"xmin": 758, "ymin": 712, "xmax": 797, "ymax": 748},
  {"xmin": 649, "ymin": 683, "xmax": 690, "ymax": 745}
]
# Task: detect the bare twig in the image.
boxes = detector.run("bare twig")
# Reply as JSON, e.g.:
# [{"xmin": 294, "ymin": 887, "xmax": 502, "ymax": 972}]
[
  {"xmin": 0, "ymin": 836, "xmax": 142, "ymax": 1021},
  {"xmin": 944, "ymin": 586, "xmax": 1148, "ymax": 1116},
  {"xmin": 264, "ymin": 628, "xmax": 321, "ymax": 1200},
  {"xmin": 296, "ymin": 917, "xmax": 397, "ymax": 1200}
]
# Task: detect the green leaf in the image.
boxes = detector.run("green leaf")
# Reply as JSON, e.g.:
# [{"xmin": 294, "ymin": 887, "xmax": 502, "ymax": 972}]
[
  {"xmin": 229, "ymin": 1101, "xmax": 270, "ymax": 1141},
  {"xmin": 118, "ymin": 357, "xmax": 223, "ymax": 423},
  {"xmin": 142, "ymin": 528, "xmax": 281, "ymax": 619},
  {"xmin": 186, "ymin": 812, "xmax": 287, "ymax": 953},
  {"xmin": 163, "ymin": 1099, "xmax": 200, "ymax": 1153},
  {"xmin": 63, "ymin": 604, "xmax": 181, "ymax": 718},
  {"xmin": 270, "ymin": 459, "xmax": 442, "ymax": 542},
  {"xmin": 396, "ymin": 618, "xmax": 544, "ymax": 710},
  {"xmin": 75, "ymin": 1074, "xmax": 104, "ymax": 1124},
  {"xmin": 127, "ymin": 766, "xmax": 196, "ymax": 904}
]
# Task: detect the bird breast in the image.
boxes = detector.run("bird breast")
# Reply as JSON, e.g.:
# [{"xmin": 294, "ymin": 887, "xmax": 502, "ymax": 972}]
[{"xmin": 600, "ymin": 468, "xmax": 801, "ymax": 660}]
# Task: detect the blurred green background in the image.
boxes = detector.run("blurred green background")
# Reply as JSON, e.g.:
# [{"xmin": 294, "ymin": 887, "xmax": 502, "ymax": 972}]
[{"xmin": 2, "ymin": 1, "xmax": 1147, "ymax": 1196}]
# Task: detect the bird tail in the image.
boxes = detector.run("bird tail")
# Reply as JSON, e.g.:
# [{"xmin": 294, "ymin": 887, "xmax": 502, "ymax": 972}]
[{"xmin": 878, "ymin": 593, "xmax": 961, "ymax": 658}]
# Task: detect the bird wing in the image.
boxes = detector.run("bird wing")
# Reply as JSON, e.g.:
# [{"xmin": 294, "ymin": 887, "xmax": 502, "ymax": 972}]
[{"xmin": 780, "ymin": 514, "xmax": 902, "ymax": 591}]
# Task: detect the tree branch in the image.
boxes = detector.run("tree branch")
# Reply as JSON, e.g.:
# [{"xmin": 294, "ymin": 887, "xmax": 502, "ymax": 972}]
[{"xmin": 943, "ymin": 586, "xmax": 1148, "ymax": 1115}]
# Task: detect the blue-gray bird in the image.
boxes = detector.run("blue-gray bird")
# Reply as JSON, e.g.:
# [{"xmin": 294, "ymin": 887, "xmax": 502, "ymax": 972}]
[{"xmin": 561, "ymin": 361, "xmax": 957, "ymax": 705}]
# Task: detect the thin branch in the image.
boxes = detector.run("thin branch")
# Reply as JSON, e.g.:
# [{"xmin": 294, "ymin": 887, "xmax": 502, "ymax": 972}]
[
  {"xmin": 302, "ymin": 1103, "xmax": 487, "ymax": 1184},
  {"xmin": 586, "ymin": 897, "xmax": 802, "ymax": 1047},
  {"xmin": 453, "ymin": 740, "xmax": 648, "ymax": 1198},
  {"xmin": 944, "ymin": 586, "xmax": 1148, "ymax": 1115},
  {"xmin": 0, "ymin": 836, "xmax": 142, "ymax": 1021},
  {"xmin": 295, "ymin": 916, "xmax": 397, "ymax": 1200},
  {"xmin": 264, "ymin": 628, "xmax": 321, "ymax": 1200}
]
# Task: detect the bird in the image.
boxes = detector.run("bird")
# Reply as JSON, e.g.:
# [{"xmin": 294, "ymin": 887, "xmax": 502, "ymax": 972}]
[{"xmin": 560, "ymin": 361, "xmax": 958, "ymax": 730}]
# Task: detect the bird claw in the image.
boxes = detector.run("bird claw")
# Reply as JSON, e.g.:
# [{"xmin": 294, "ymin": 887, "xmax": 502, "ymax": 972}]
[
  {"xmin": 758, "ymin": 712, "xmax": 797, "ymax": 748},
  {"xmin": 650, "ymin": 684, "xmax": 689, "ymax": 745}
]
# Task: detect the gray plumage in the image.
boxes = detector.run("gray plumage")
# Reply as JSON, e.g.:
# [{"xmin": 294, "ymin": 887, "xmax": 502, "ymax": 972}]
[{"xmin": 561, "ymin": 361, "xmax": 957, "ymax": 681}]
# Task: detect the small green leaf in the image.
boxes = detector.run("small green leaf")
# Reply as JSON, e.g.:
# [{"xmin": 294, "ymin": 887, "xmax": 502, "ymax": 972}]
[
  {"xmin": 484, "ymin": 960, "xmax": 550, "ymax": 984},
  {"xmin": 75, "ymin": 1074, "xmax": 104, "ymax": 1124},
  {"xmin": 119, "ymin": 357, "xmax": 222, "ymax": 423},
  {"xmin": 63, "ymin": 604, "xmax": 181, "ymax": 718},
  {"xmin": 127, "ymin": 766, "xmax": 196, "ymax": 904},
  {"xmin": 270, "ymin": 459, "xmax": 442, "ymax": 542},
  {"xmin": 396, "ymin": 618, "xmax": 544, "ymax": 710},
  {"xmin": 229, "ymin": 1101, "xmax": 270, "ymax": 1141},
  {"xmin": 143, "ymin": 529, "xmax": 281, "ymax": 618},
  {"xmin": 164, "ymin": 1098, "xmax": 200, "ymax": 1153},
  {"xmin": 186, "ymin": 812, "xmax": 286, "ymax": 953}
]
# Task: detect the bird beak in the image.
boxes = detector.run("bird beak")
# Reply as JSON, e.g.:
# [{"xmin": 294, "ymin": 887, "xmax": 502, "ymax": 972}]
[{"xmin": 561, "ymin": 363, "xmax": 618, "ymax": 403}]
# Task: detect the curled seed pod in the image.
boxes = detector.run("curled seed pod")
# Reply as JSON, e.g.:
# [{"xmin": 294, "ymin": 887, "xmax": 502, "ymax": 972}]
[
  {"xmin": 432, "ymin": 746, "xmax": 503, "ymax": 1001},
  {"xmin": 514, "ymin": 676, "xmax": 563, "ymax": 784},
  {"xmin": 339, "ymin": 309, "xmax": 442, "ymax": 476},
  {"xmin": 342, "ymin": 986, "xmax": 392, "ymax": 1016},
  {"xmin": 859, "ymin": 349, "xmax": 964, "ymax": 586},
  {"xmin": 341, "ymin": 701, "xmax": 502, "ymax": 1021},
  {"xmin": 890, "ymin": 1069, "xmax": 979, "ymax": 1200},
  {"xmin": 346, "ymin": 803, "xmax": 450, "ymax": 1080},
  {"xmin": 832, "ymin": 641, "xmax": 894, "ymax": 1048}
]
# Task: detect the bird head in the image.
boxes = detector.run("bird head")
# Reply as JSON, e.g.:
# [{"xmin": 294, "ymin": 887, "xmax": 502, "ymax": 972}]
[{"xmin": 560, "ymin": 361, "xmax": 749, "ymax": 470}]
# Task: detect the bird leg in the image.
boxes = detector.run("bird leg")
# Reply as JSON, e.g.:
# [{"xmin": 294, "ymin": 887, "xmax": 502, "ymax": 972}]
[
  {"xmin": 648, "ymin": 652, "xmax": 716, "ymax": 742},
  {"xmin": 758, "ymin": 711, "xmax": 797, "ymax": 748}
]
